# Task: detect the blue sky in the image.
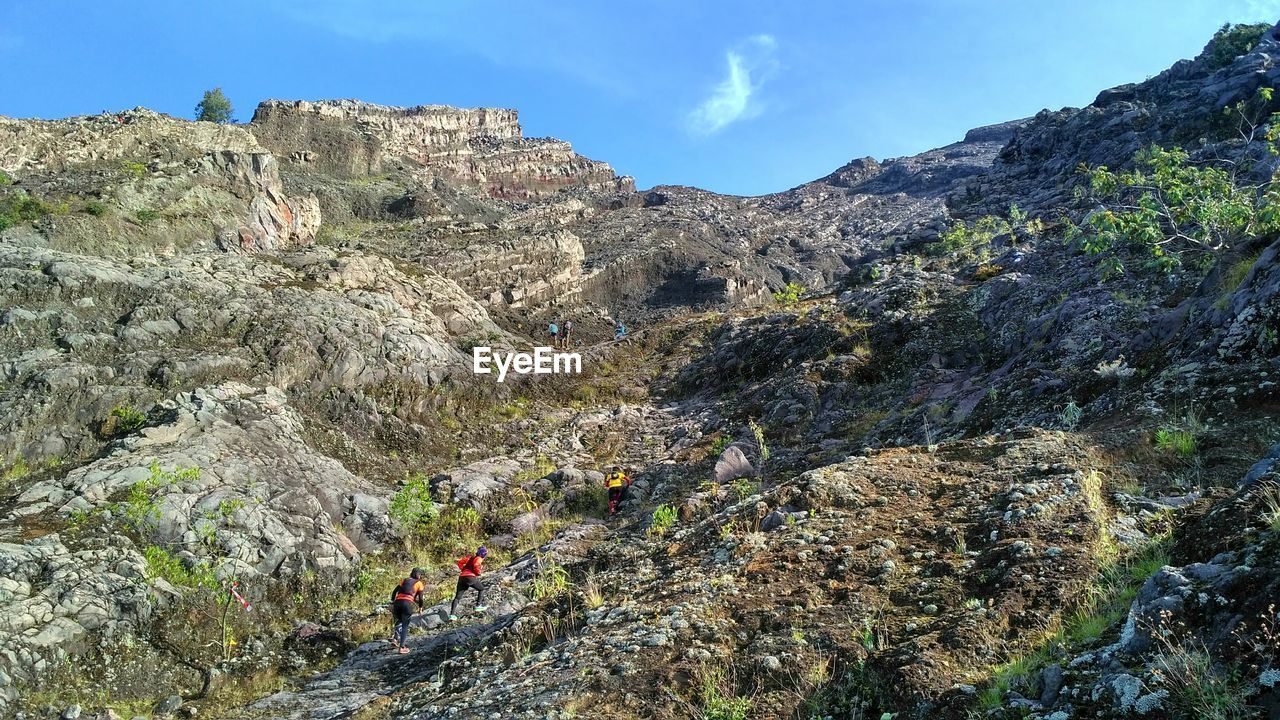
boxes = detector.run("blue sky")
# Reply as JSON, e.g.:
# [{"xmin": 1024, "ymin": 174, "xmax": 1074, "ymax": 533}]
[{"xmin": 1, "ymin": 1, "xmax": 1278, "ymax": 195}]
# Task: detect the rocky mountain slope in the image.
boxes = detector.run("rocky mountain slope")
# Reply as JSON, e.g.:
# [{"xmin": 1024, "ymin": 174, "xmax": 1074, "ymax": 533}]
[{"xmin": 2, "ymin": 19, "xmax": 1280, "ymax": 720}]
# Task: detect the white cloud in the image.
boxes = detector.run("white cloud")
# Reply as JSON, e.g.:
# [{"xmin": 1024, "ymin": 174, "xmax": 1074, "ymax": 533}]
[{"xmin": 687, "ymin": 34, "xmax": 778, "ymax": 136}]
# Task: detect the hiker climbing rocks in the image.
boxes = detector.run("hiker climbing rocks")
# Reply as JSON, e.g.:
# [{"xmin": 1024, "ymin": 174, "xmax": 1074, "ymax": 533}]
[
  {"xmin": 548, "ymin": 320, "xmax": 560, "ymax": 348},
  {"xmin": 389, "ymin": 567, "xmax": 426, "ymax": 654},
  {"xmin": 561, "ymin": 318, "xmax": 573, "ymax": 349},
  {"xmin": 604, "ymin": 466, "xmax": 632, "ymax": 517},
  {"xmin": 449, "ymin": 546, "xmax": 489, "ymax": 620},
  {"xmin": 614, "ymin": 320, "xmax": 627, "ymax": 342}
]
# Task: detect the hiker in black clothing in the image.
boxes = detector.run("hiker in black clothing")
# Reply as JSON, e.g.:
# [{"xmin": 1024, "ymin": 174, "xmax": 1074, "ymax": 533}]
[
  {"xmin": 448, "ymin": 546, "xmax": 489, "ymax": 620},
  {"xmin": 389, "ymin": 567, "xmax": 426, "ymax": 654}
]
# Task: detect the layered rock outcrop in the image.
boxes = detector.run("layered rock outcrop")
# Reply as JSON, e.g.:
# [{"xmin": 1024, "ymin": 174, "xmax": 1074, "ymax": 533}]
[
  {"xmin": 0, "ymin": 109, "xmax": 321, "ymax": 254},
  {"xmin": 250, "ymin": 100, "xmax": 634, "ymax": 200}
]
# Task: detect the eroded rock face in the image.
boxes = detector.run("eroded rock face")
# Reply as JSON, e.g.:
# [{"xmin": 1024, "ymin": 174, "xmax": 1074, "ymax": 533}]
[
  {"xmin": 0, "ymin": 109, "xmax": 321, "ymax": 255},
  {"xmin": 0, "ymin": 383, "xmax": 388, "ymax": 697},
  {"xmin": 0, "ymin": 244, "xmax": 508, "ymax": 471},
  {"xmin": 250, "ymin": 100, "xmax": 635, "ymax": 200}
]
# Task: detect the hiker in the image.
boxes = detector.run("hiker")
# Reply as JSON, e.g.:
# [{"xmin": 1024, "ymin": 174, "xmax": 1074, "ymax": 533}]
[
  {"xmin": 389, "ymin": 567, "xmax": 426, "ymax": 654},
  {"xmin": 614, "ymin": 320, "xmax": 627, "ymax": 342},
  {"xmin": 448, "ymin": 546, "xmax": 489, "ymax": 620},
  {"xmin": 561, "ymin": 318, "xmax": 573, "ymax": 349},
  {"xmin": 603, "ymin": 466, "xmax": 632, "ymax": 517},
  {"xmin": 548, "ymin": 320, "xmax": 560, "ymax": 348}
]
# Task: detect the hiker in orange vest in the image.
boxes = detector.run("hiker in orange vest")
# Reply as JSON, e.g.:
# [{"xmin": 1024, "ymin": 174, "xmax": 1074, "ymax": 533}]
[
  {"xmin": 389, "ymin": 567, "xmax": 425, "ymax": 654},
  {"xmin": 448, "ymin": 546, "xmax": 489, "ymax": 620}
]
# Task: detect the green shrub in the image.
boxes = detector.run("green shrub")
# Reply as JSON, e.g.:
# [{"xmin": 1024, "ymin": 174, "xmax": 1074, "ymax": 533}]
[
  {"xmin": 108, "ymin": 405, "xmax": 147, "ymax": 435},
  {"xmin": 710, "ymin": 435, "xmax": 732, "ymax": 455},
  {"xmin": 567, "ymin": 482, "xmax": 608, "ymax": 517},
  {"xmin": 1202, "ymin": 23, "xmax": 1271, "ymax": 70},
  {"xmin": 84, "ymin": 200, "xmax": 107, "ymax": 217},
  {"xmin": 1070, "ymin": 102, "xmax": 1280, "ymax": 278},
  {"xmin": 118, "ymin": 462, "xmax": 199, "ymax": 533},
  {"xmin": 0, "ymin": 170, "xmax": 12, "ymax": 185},
  {"xmin": 135, "ymin": 208, "xmax": 159, "ymax": 225},
  {"xmin": 388, "ymin": 473, "xmax": 438, "ymax": 533},
  {"xmin": 648, "ymin": 504, "xmax": 677, "ymax": 537},
  {"xmin": 142, "ymin": 545, "xmax": 219, "ymax": 590},
  {"xmin": 195, "ymin": 87, "xmax": 235, "ymax": 124},
  {"xmin": 0, "ymin": 190, "xmax": 50, "ymax": 231},
  {"xmin": 927, "ymin": 214, "xmax": 1010, "ymax": 257},
  {"xmin": 731, "ymin": 478, "xmax": 758, "ymax": 503},
  {"xmin": 772, "ymin": 281, "xmax": 805, "ymax": 306}
]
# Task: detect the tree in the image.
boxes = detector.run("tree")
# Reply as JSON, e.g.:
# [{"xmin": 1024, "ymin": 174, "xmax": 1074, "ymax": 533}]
[{"xmin": 195, "ymin": 88, "xmax": 234, "ymax": 124}]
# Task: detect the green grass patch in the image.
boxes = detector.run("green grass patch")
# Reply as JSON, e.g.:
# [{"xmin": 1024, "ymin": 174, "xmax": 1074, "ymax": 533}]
[
  {"xmin": 1155, "ymin": 428, "xmax": 1198, "ymax": 457},
  {"xmin": 975, "ymin": 535, "xmax": 1172, "ymax": 709},
  {"xmin": 2, "ymin": 456, "xmax": 31, "ymax": 485}
]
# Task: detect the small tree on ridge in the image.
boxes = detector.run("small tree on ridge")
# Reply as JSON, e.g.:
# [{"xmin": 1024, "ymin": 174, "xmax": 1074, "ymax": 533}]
[{"xmin": 195, "ymin": 87, "xmax": 234, "ymax": 124}]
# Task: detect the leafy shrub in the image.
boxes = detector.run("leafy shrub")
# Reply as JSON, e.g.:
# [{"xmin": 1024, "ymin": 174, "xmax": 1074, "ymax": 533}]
[
  {"xmin": 0, "ymin": 170, "xmax": 11, "ymax": 185},
  {"xmin": 135, "ymin": 208, "xmax": 159, "ymax": 225},
  {"xmin": 772, "ymin": 281, "xmax": 805, "ymax": 306},
  {"xmin": 107, "ymin": 405, "xmax": 147, "ymax": 435},
  {"xmin": 195, "ymin": 87, "xmax": 235, "ymax": 124},
  {"xmin": 566, "ymin": 482, "xmax": 608, "ymax": 517},
  {"xmin": 1071, "ymin": 97, "xmax": 1280, "ymax": 278},
  {"xmin": 388, "ymin": 473, "xmax": 438, "ymax": 533},
  {"xmin": 0, "ymin": 190, "xmax": 50, "ymax": 231},
  {"xmin": 84, "ymin": 200, "xmax": 107, "ymax": 217},
  {"xmin": 710, "ymin": 434, "xmax": 732, "ymax": 455},
  {"xmin": 118, "ymin": 462, "xmax": 199, "ymax": 533},
  {"xmin": 142, "ymin": 545, "xmax": 219, "ymax": 590},
  {"xmin": 927, "ymin": 214, "xmax": 1010, "ymax": 257},
  {"xmin": 1202, "ymin": 23, "xmax": 1272, "ymax": 70},
  {"xmin": 648, "ymin": 504, "xmax": 677, "ymax": 537}
]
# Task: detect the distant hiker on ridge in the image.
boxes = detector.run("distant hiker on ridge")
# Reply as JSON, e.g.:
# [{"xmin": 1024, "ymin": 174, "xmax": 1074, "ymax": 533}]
[
  {"xmin": 449, "ymin": 546, "xmax": 489, "ymax": 621},
  {"xmin": 389, "ymin": 567, "xmax": 426, "ymax": 654}
]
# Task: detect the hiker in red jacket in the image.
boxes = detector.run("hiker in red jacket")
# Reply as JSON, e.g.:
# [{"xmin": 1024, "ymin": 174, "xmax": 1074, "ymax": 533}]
[
  {"xmin": 448, "ymin": 546, "xmax": 489, "ymax": 620},
  {"xmin": 389, "ymin": 567, "xmax": 425, "ymax": 654}
]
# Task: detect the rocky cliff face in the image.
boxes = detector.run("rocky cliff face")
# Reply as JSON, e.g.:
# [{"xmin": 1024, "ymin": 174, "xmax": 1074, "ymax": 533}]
[
  {"xmin": 250, "ymin": 100, "xmax": 634, "ymax": 200},
  {"xmin": 0, "ymin": 110, "xmax": 321, "ymax": 255},
  {"xmin": 4, "ymin": 19, "xmax": 1280, "ymax": 720}
]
